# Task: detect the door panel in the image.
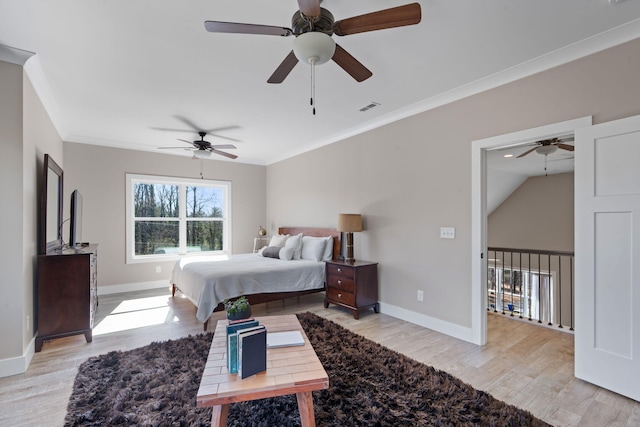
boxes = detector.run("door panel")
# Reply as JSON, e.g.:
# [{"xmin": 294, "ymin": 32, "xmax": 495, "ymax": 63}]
[{"xmin": 575, "ymin": 114, "xmax": 640, "ymax": 402}]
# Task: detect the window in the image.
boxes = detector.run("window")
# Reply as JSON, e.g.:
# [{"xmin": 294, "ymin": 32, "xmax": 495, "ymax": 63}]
[{"xmin": 125, "ymin": 174, "xmax": 231, "ymax": 263}]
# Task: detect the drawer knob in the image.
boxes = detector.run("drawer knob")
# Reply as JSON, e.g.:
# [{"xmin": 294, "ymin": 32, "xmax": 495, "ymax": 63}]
[
  {"xmin": 337, "ymin": 280, "xmax": 342, "ymax": 285},
  {"xmin": 338, "ymin": 293, "xmax": 342, "ymax": 298},
  {"xmin": 337, "ymin": 268, "xmax": 342, "ymax": 272}
]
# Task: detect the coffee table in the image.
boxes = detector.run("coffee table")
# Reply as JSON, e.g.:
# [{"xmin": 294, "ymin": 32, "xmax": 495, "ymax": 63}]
[{"xmin": 196, "ymin": 314, "xmax": 329, "ymax": 427}]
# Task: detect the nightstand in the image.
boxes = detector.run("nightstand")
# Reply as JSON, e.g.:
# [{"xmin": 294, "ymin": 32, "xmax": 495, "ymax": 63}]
[
  {"xmin": 324, "ymin": 260, "xmax": 379, "ymax": 319},
  {"xmin": 253, "ymin": 236, "xmax": 269, "ymax": 253}
]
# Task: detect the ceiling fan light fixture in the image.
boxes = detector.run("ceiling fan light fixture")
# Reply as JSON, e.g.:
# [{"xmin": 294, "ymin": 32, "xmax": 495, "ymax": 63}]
[
  {"xmin": 293, "ymin": 32, "xmax": 336, "ymax": 65},
  {"xmin": 536, "ymin": 145, "xmax": 558, "ymax": 156},
  {"xmin": 193, "ymin": 149, "xmax": 212, "ymax": 159}
]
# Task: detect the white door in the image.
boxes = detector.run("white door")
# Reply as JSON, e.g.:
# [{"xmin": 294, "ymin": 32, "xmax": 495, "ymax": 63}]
[{"xmin": 574, "ymin": 115, "xmax": 640, "ymax": 402}]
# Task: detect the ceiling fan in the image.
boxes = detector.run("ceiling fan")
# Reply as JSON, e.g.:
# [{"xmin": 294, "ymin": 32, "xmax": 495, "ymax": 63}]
[
  {"xmin": 516, "ymin": 137, "xmax": 575, "ymax": 158},
  {"xmin": 203, "ymin": 1, "xmax": 422, "ymax": 84},
  {"xmin": 158, "ymin": 131, "xmax": 238, "ymax": 159}
]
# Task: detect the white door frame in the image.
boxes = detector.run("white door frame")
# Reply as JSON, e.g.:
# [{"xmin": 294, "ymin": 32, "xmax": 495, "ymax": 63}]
[{"xmin": 470, "ymin": 116, "xmax": 592, "ymax": 345}]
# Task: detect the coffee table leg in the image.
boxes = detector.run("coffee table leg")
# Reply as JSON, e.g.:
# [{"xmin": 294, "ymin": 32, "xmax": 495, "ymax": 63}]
[
  {"xmin": 210, "ymin": 404, "xmax": 229, "ymax": 427},
  {"xmin": 296, "ymin": 391, "xmax": 316, "ymax": 427}
]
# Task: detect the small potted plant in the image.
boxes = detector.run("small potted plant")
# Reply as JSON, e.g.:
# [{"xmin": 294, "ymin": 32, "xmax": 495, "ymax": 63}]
[{"xmin": 224, "ymin": 296, "xmax": 252, "ymax": 321}]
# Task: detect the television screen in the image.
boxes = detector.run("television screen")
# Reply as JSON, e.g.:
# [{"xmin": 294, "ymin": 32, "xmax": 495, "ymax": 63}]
[{"xmin": 69, "ymin": 189, "xmax": 83, "ymax": 247}]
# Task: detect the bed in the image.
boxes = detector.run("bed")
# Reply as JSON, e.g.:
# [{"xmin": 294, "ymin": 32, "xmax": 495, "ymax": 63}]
[{"xmin": 170, "ymin": 227, "xmax": 340, "ymax": 329}]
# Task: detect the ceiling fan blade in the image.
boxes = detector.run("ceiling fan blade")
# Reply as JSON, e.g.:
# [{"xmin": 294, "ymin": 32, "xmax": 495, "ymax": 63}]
[
  {"xmin": 267, "ymin": 51, "xmax": 299, "ymax": 84},
  {"xmin": 556, "ymin": 143, "xmax": 575, "ymax": 151},
  {"xmin": 332, "ymin": 44, "xmax": 372, "ymax": 82},
  {"xmin": 204, "ymin": 21, "xmax": 293, "ymax": 36},
  {"xmin": 206, "ymin": 134, "xmax": 241, "ymax": 143},
  {"xmin": 157, "ymin": 147, "xmax": 194, "ymax": 150},
  {"xmin": 517, "ymin": 147, "xmax": 538, "ymax": 158},
  {"xmin": 211, "ymin": 144, "xmax": 236, "ymax": 150},
  {"xmin": 210, "ymin": 148, "xmax": 238, "ymax": 160},
  {"xmin": 203, "ymin": 125, "xmax": 240, "ymax": 133},
  {"xmin": 334, "ymin": 3, "xmax": 422, "ymax": 36},
  {"xmin": 297, "ymin": 0, "xmax": 321, "ymax": 19},
  {"xmin": 177, "ymin": 138, "xmax": 197, "ymax": 146}
]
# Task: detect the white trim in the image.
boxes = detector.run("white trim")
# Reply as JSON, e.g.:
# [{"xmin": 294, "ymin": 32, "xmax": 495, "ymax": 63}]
[
  {"xmin": 379, "ymin": 302, "xmax": 474, "ymax": 343},
  {"xmin": 0, "ymin": 337, "xmax": 35, "ymax": 378},
  {"xmin": 471, "ymin": 116, "xmax": 592, "ymax": 346},
  {"xmin": 97, "ymin": 280, "xmax": 169, "ymax": 296}
]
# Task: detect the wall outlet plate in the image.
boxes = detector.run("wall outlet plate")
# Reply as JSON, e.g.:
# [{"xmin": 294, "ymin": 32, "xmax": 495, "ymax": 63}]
[{"xmin": 440, "ymin": 227, "xmax": 455, "ymax": 239}]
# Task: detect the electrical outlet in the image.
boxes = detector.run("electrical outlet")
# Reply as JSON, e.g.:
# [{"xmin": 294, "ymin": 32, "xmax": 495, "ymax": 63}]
[
  {"xmin": 26, "ymin": 315, "xmax": 30, "ymax": 332},
  {"xmin": 440, "ymin": 227, "xmax": 455, "ymax": 239},
  {"xmin": 417, "ymin": 290, "xmax": 424, "ymax": 302},
  {"xmin": 155, "ymin": 265, "xmax": 162, "ymax": 273}
]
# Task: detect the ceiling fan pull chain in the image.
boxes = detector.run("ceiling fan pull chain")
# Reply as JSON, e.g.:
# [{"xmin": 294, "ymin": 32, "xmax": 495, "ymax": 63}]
[{"xmin": 310, "ymin": 60, "xmax": 316, "ymax": 115}]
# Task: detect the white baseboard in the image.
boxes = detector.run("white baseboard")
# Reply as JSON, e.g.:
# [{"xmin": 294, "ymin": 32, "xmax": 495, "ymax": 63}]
[
  {"xmin": 378, "ymin": 302, "xmax": 475, "ymax": 344},
  {"xmin": 97, "ymin": 280, "xmax": 169, "ymax": 296},
  {"xmin": 0, "ymin": 336, "xmax": 35, "ymax": 378}
]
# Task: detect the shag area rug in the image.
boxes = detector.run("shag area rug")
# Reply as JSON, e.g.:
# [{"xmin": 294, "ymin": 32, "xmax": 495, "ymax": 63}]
[{"xmin": 66, "ymin": 312, "xmax": 550, "ymax": 426}]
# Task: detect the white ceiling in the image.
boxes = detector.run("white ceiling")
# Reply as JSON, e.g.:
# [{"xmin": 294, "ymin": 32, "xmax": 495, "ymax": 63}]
[{"xmin": 2, "ymin": 0, "xmax": 640, "ymax": 166}]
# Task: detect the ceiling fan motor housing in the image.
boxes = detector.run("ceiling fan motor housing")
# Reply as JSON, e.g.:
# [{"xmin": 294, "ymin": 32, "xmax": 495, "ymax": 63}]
[{"xmin": 292, "ymin": 8, "xmax": 335, "ymax": 35}]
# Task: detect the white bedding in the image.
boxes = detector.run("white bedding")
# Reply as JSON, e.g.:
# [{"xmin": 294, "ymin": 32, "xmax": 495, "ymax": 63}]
[{"xmin": 170, "ymin": 253, "xmax": 326, "ymax": 322}]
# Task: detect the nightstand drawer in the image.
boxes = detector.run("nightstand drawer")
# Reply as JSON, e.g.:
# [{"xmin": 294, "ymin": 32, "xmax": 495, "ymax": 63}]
[
  {"xmin": 327, "ymin": 275, "xmax": 355, "ymax": 293},
  {"xmin": 326, "ymin": 263, "xmax": 354, "ymax": 279},
  {"xmin": 326, "ymin": 287, "xmax": 355, "ymax": 306}
]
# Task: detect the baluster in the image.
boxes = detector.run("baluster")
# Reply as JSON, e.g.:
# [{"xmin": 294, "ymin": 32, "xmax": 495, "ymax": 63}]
[{"xmin": 558, "ymin": 255, "xmax": 563, "ymax": 328}]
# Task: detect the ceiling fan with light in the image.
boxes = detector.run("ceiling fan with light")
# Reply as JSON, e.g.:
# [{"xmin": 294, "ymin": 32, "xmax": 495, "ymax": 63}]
[
  {"xmin": 154, "ymin": 116, "xmax": 239, "ymax": 159},
  {"xmin": 203, "ymin": 1, "xmax": 422, "ymax": 113},
  {"xmin": 158, "ymin": 131, "xmax": 238, "ymax": 159},
  {"xmin": 516, "ymin": 137, "xmax": 574, "ymax": 158}
]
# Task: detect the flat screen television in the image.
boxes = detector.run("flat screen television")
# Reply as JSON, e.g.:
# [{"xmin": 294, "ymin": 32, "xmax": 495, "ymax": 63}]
[{"xmin": 69, "ymin": 189, "xmax": 83, "ymax": 247}]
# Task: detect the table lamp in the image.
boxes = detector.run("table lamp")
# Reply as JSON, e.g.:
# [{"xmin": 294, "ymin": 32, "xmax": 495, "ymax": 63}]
[{"xmin": 337, "ymin": 213, "xmax": 363, "ymax": 263}]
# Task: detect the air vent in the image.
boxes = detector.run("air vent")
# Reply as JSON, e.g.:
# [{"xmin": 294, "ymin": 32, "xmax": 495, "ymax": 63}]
[{"xmin": 359, "ymin": 102, "xmax": 380, "ymax": 112}]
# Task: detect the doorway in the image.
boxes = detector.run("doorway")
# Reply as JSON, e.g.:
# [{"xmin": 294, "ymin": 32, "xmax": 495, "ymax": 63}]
[{"xmin": 470, "ymin": 116, "xmax": 592, "ymax": 345}]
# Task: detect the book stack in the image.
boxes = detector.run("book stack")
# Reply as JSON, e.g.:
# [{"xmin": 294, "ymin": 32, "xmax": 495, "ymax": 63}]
[{"xmin": 226, "ymin": 318, "xmax": 267, "ymax": 379}]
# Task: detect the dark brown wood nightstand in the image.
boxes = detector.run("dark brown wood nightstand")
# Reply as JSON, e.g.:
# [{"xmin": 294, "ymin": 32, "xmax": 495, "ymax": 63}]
[{"xmin": 324, "ymin": 260, "xmax": 379, "ymax": 319}]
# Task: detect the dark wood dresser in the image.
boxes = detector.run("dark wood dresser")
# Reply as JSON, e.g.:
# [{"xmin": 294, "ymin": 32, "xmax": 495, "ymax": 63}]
[
  {"xmin": 324, "ymin": 260, "xmax": 379, "ymax": 319},
  {"xmin": 36, "ymin": 244, "xmax": 98, "ymax": 352}
]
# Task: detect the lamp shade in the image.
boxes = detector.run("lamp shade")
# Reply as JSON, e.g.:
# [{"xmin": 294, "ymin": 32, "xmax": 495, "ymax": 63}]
[
  {"xmin": 535, "ymin": 145, "xmax": 557, "ymax": 156},
  {"xmin": 193, "ymin": 149, "xmax": 212, "ymax": 159},
  {"xmin": 293, "ymin": 32, "xmax": 336, "ymax": 65},
  {"xmin": 337, "ymin": 214, "xmax": 363, "ymax": 232}
]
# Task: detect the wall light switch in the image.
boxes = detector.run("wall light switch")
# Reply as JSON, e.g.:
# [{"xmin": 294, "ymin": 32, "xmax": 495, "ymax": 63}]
[
  {"xmin": 156, "ymin": 265, "xmax": 162, "ymax": 273},
  {"xmin": 440, "ymin": 227, "xmax": 455, "ymax": 239}
]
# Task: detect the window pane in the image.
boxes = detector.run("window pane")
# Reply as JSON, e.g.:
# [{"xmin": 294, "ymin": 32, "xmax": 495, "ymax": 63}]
[
  {"xmin": 186, "ymin": 220, "xmax": 223, "ymax": 251},
  {"xmin": 135, "ymin": 221, "xmax": 179, "ymax": 255},
  {"xmin": 186, "ymin": 186, "xmax": 224, "ymax": 218},
  {"xmin": 134, "ymin": 183, "xmax": 179, "ymax": 218}
]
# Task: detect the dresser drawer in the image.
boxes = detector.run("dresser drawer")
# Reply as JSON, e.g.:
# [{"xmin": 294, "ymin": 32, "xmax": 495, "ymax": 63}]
[
  {"xmin": 326, "ymin": 287, "xmax": 355, "ymax": 306},
  {"xmin": 327, "ymin": 275, "xmax": 355, "ymax": 293},
  {"xmin": 326, "ymin": 263, "xmax": 354, "ymax": 279}
]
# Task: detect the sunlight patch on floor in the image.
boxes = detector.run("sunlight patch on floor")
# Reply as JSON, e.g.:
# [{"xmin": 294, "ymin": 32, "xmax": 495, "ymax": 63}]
[{"xmin": 93, "ymin": 295, "xmax": 176, "ymax": 336}]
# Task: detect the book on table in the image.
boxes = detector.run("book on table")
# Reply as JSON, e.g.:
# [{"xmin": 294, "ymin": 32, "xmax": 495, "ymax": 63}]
[
  {"xmin": 238, "ymin": 325, "xmax": 267, "ymax": 379},
  {"xmin": 266, "ymin": 330, "xmax": 305, "ymax": 348},
  {"xmin": 226, "ymin": 319, "xmax": 259, "ymax": 373}
]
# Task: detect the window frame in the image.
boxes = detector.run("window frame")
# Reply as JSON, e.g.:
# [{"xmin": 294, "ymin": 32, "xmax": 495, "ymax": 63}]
[{"xmin": 125, "ymin": 173, "xmax": 232, "ymax": 264}]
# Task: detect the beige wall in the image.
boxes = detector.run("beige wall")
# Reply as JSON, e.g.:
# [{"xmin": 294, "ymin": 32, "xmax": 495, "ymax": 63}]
[
  {"xmin": 0, "ymin": 59, "xmax": 63, "ymax": 367},
  {"xmin": 488, "ymin": 172, "xmax": 574, "ymax": 252},
  {"xmin": 0, "ymin": 60, "xmax": 25, "ymax": 361},
  {"xmin": 267, "ymin": 38, "xmax": 640, "ymax": 330},
  {"xmin": 63, "ymin": 143, "xmax": 267, "ymax": 289}
]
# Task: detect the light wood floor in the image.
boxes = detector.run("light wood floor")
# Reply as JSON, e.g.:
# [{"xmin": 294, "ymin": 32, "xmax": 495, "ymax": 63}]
[{"xmin": 1, "ymin": 288, "xmax": 638, "ymax": 426}]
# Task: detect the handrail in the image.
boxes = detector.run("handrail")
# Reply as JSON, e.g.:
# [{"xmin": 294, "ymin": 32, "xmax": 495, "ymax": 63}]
[{"xmin": 488, "ymin": 247, "xmax": 574, "ymax": 257}]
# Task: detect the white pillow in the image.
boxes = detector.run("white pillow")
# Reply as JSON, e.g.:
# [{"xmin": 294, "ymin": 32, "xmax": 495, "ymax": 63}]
[
  {"xmin": 301, "ymin": 236, "xmax": 326, "ymax": 262},
  {"xmin": 269, "ymin": 234, "xmax": 289, "ymax": 247},
  {"xmin": 279, "ymin": 246, "xmax": 294, "ymax": 261},
  {"xmin": 322, "ymin": 236, "xmax": 333, "ymax": 261},
  {"xmin": 284, "ymin": 233, "xmax": 303, "ymax": 260}
]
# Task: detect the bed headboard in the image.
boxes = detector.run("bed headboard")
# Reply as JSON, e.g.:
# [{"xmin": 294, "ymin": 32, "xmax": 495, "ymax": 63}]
[{"xmin": 278, "ymin": 227, "xmax": 341, "ymax": 260}]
